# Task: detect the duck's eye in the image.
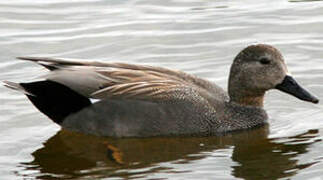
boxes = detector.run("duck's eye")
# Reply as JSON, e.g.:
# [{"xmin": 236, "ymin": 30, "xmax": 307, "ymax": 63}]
[{"xmin": 259, "ymin": 57, "xmax": 271, "ymax": 65}]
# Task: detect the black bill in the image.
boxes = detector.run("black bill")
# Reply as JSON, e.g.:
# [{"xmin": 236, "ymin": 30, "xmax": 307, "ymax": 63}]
[{"xmin": 275, "ymin": 75, "xmax": 319, "ymax": 104}]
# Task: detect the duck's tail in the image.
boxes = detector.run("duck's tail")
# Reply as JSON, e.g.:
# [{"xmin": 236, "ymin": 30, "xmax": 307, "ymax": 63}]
[
  {"xmin": 3, "ymin": 80, "xmax": 91, "ymax": 124},
  {"xmin": 3, "ymin": 81, "xmax": 35, "ymax": 96}
]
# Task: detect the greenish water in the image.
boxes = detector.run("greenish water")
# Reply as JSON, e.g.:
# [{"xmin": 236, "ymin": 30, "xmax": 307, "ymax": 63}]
[{"xmin": 1, "ymin": 0, "xmax": 323, "ymax": 179}]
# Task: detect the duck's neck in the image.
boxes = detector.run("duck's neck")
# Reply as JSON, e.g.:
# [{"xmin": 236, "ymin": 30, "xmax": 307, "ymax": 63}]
[
  {"xmin": 229, "ymin": 93, "xmax": 265, "ymax": 107},
  {"xmin": 228, "ymin": 83, "xmax": 265, "ymax": 108}
]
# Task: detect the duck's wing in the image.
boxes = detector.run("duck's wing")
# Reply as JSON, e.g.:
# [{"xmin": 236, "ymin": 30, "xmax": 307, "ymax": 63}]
[{"xmin": 18, "ymin": 56, "xmax": 227, "ymax": 102}]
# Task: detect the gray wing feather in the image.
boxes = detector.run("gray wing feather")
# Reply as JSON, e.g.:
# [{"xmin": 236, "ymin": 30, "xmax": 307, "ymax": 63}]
[{"xmin": 17, "ymin": 56, "xmax": 228, "ymax": 102}]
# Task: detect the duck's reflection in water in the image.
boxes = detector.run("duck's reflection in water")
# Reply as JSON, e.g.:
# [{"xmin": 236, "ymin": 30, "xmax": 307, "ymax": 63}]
[{"xmin": 21, "ymin": 126, "xmax": 319, "ymax": 179}]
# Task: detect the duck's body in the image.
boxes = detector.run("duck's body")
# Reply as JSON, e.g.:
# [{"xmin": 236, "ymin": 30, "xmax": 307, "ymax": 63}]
[
  {"xmin": 4, "ymin": 44, "xmax": 318, "ymax": 137},
  {"xmin": 62, "ymin": 83, "xmax": 266, "ymax": 137}
]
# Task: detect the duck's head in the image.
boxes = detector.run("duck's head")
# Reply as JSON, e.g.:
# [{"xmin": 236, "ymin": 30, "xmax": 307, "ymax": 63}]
[{"xmin": 228, "ymin": 44, "xmax": 319, "ymax": 107}]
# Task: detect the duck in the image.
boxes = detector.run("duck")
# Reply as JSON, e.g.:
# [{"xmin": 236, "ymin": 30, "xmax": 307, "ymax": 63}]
[{"xmin": 3, "ymin": 44, "xmax": 319, "ymax": 137}]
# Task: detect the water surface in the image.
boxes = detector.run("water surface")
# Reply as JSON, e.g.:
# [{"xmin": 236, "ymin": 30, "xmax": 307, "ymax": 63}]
[{"xmin": 1, "ymin": 0, "xmax": 323, "ymax": 179}]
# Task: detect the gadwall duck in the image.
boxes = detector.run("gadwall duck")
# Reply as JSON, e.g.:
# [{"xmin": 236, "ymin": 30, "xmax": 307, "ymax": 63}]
[{"xmin": 3, "ymin": 44, "xmax": 319, "ymax": 137}]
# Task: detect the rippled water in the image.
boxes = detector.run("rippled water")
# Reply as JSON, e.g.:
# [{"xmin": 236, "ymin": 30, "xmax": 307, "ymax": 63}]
[{"xmin": 1, "ymin": 0, "xmax": 323, "ymax": 179}]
